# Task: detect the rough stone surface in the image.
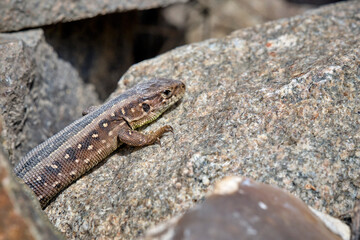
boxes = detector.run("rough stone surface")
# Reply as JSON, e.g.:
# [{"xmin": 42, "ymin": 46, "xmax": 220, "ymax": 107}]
[
  {"xmin": 42, "ymin": 1, "xmax": 359, "ymax": 239},
  {"xmin": 0, "ymin": 29, "xmax": 99, "ymax": 164},
  {"xmin": 0, "ymin": 0, "xmax": 188, "ymax": 33},
  {"xmin": 144, "ymin": 176, "xmax": 348, "ymax": 240},
  {"xmin": 0, "ymin": 140, "xmax": 64, "ymax": 240}
]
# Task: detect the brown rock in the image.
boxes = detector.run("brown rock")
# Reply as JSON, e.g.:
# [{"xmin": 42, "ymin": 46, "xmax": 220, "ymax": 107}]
[
  {"xmin": 0, "ymin": 143, "xmax": 64, "ymax": 240},
  {"xmin": 144, "ymin": 176, "xmax": 348, "ymax": 240}
]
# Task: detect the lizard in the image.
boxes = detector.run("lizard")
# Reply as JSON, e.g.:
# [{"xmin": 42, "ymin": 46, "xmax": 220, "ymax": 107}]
[{"xmin": 14, "ymin": 78, "xmax": 186, "ymax": 208}]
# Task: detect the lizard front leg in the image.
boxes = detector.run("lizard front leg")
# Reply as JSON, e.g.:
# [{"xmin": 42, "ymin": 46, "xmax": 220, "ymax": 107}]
[{"xmin": 117, "ymin": 124, "xmax": 173, "ymax": 147}]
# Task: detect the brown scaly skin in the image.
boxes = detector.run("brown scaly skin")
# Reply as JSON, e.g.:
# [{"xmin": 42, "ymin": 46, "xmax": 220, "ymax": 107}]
[{"xmin": 14, "ymin": 78, "xmax": 185, "ymax": 208}]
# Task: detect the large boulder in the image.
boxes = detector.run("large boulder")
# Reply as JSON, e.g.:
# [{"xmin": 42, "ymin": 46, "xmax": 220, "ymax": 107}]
[{"xmin": 44, "ymin": 1, "xmax": 360, "ymax": 239}]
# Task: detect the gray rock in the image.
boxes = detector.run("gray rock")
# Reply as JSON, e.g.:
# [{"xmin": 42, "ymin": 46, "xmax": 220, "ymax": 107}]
[
  {"xmin": 144, "ymin": 176, "xmax": 349, "ymax": 240},
  {"xmin": 0, "ymin": 0, "xmax": 188, "ymax": 33},
  {"xmin": 0, "ymin": 141, "xmax": 64, "ymax": 240},
  {"xmin": 44, "ymin": 1, "xmax": 359, "ymax": 239},
  {"xmin": 0, "ymin": 29, "xmax": 99, "ymax": 164}
]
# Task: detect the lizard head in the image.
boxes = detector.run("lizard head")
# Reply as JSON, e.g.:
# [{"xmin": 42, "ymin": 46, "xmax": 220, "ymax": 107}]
[{"xmin": 123, "ymin": 78, "xmax": 186, "ymax": 129}]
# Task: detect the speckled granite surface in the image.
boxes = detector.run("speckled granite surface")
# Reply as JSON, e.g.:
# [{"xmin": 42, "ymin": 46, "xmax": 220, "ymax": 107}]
[
  {"xmin": 45, "ymin": 1, "xmax": 360, "ymax": 239},
  {"xmin": 0, "ymin": 0, "xmax": 187, "ymax": 32}
]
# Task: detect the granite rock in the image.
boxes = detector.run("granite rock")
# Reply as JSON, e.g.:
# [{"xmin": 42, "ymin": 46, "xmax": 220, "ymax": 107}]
[
  {"xmin": 0, "ymin": 140, "xmax": 64, "ymax": 240},
  {"xmin": 0, "ymin": 29, "xmax": 99, "ymax": 164},
  {"xmin": 0, "ymin": 0, "xmax": 187, "ymax": 33},
  {"xmin": 44, "ymin": 1, "xmax": 360, "ymax": 239},
  {"xmin": 144, "ymin": 176, "xmax": 349, "ymax": 240}
]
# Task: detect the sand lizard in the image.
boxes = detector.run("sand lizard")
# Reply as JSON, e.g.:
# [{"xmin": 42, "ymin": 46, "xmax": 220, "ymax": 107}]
[{"xmin": 14, "ymin": 78, "xmax": 185, "ymax": 208}]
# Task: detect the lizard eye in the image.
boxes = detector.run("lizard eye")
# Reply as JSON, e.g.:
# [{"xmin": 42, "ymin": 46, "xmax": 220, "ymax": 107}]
[
  {"xmin": 142, "ymin": 103, "xmax": 150, "ymax": 112},
  {"xmin": 162, "ymin": 89, "xmax": 172, "ymax": 98}
]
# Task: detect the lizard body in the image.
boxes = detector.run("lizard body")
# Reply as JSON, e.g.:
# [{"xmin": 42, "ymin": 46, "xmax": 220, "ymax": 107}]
[{"xmin": 14, "ymin": 78, "xmax": 185, "ymax": 208}]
